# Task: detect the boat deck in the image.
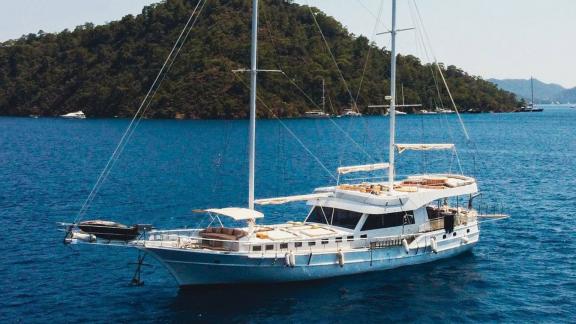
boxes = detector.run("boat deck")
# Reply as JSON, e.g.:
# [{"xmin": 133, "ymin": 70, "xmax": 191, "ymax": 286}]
[{"xmin": 336, "ymin": 174, "xmax": 476, "ymax": 196}]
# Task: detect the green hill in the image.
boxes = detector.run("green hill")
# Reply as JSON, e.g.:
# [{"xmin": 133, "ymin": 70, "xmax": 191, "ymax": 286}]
[{"xmin": 0, "ymin": 0, "xmax": 520, "ymax": 118}]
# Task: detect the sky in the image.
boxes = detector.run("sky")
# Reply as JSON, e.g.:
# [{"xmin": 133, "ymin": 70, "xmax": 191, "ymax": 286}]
[{"xmin": 0, "ymin": 0, "xmax": 574, "ymax": 88}]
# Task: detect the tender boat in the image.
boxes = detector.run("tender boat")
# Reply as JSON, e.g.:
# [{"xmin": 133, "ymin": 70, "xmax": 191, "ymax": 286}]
[
  {"xmin": 60, "ymin": 110, "xmax": 86, "ymax": 119},
  {"xmin": 62, "ymin": 0, "xmax": 507, "ymax": 287},
  {"xmin": 77, "ymin": 220, "xmax": 141, "ymax": 241}
]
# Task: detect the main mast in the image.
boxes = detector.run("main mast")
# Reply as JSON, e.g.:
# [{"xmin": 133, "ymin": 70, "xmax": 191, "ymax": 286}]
[
  {"xmin": 530, "ymin": 76, "xmax": 534, "ymax": 107},
  {"xmin": 388, "ymin": 0, "xmax": 398, "ymax": 192},
  {"xmin": 248, "ymin": 0, "xmax": 259, "ymax": 210},
  {"xmin": 322, "ymin": 78, "xmax": 326, "ymax": 113}
]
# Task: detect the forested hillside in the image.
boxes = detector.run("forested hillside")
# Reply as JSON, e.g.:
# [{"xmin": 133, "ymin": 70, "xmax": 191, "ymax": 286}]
[{"xmin": 0, "ymin": 0, "xmax": 520, "ymax": 118}]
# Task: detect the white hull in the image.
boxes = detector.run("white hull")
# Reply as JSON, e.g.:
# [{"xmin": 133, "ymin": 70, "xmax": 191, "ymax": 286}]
[
  {"xmin": 60, "ymin": 111, "xmax": 86, "ymax": 119},
  {"xmin": 143, "ymin": 226, "xmax": 478, "ymax": 286}
]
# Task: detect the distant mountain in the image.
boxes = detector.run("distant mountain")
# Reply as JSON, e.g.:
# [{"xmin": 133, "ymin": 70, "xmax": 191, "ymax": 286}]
[
  {"xmin": 555, "ymin": 88, "xmax": 576, "ymax": 104},
  {"xmin": 488, "ymin": 78, "xmax": 568, "ymax": 103}
]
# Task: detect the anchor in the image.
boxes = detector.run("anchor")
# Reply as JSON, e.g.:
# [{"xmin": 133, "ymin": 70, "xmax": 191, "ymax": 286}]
[{"xmin": 129, "ymin": 252, "xmax": 151, "ymax": 286}]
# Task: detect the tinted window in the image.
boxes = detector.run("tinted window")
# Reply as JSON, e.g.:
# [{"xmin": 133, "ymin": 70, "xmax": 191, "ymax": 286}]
[
  {"xmin": 361, "ymin": 211, "xmax": 415, "ymax": 231},
  {"xmin": 307, "ymin": 206, "xmax": 363, "ymax": 229}
]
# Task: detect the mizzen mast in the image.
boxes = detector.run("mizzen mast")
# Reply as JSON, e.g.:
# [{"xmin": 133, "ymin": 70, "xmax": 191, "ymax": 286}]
[{"xmin": 248, "ymin": 0, "xmax": 259, "ymax": 210}]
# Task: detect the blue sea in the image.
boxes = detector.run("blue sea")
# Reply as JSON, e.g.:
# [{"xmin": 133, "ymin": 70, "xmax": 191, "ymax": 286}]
[{"xmin": 1, "ymin": 106, "xmax": 575, "ymax": 322}]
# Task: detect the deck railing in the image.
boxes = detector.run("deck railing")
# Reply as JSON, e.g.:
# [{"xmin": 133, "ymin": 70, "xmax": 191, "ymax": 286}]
[
  {"xmin": 419, "ymin": 212, "xmax": 474, "ymax": 233},
  {"xmin": 145, "ymin": 228, "xmax": 425, "ymax": 254}
]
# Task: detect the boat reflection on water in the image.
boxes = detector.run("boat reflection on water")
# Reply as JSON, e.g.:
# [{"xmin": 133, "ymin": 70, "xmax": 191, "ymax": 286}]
[{"xmin": 168, "ymin": 251, "xmax": 482, "ymax": 322}]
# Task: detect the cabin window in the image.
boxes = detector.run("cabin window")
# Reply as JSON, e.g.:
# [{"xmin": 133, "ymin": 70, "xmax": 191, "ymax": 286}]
[
  {"xmin": 295, "ymin": 242, "xmax": 303, "ymax": 248},
  {"xmin": 253, "ymin": 245, "xmax": 262, "ymax": 252},
  {"xmin": 308, "ymin": 241, "xmax": 316, "ymax": 246},
  {"xmin": 335, "ymin": 237, "xmax": 342, "ymax": 243},
  {"xmin": 347, "ymin": 235, "xmax": 354, "ymax": 241},
  {"xmin": 280, "ymin": 243, "xmax": 288, "ymax": 249},
  {"xmin": 306, "ymin": 206, "xmax": 363, "ymax": 229},
  {"xmin": 321, "ymin": 239, "xmax": 329, "ymax": 245},
  {"xmin": 265, "ymin": 244, "xmax": 274, "ymax": 251},
  {"xmin": 361, "ymin": 211, "xmax": 415, "ymax": 231}
]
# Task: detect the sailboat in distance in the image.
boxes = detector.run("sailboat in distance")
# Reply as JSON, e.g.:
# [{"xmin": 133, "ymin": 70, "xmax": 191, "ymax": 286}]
[
  {"xmin": 62, "ymin": 0, "xmax": 507, "ymax": 286},
  {"xmin": 305, "ymin": 78, "xmax": 331, "ymax": 118},
  {"xmin": 515, "ymin": 77, "xmax": 543, "ymax": 112}
]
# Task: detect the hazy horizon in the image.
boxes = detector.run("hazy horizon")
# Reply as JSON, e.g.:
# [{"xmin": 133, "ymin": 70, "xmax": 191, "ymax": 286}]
[{"xmin": 1, "ymin": 0, "xmax": 574, "ymax": 88}]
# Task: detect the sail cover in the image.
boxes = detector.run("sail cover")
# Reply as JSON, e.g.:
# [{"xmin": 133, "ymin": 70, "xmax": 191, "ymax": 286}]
[
  {"xmin": 204, "ymin": 208, "xmax": 264, "ymax": 220},
  {"xmin": 337, "ymin": 163, "xmax": 390, "ymax": 175},
  {"xmin": 254, "ymin": 193, "xmax": 332, "ymax": 205},
  {"xmin": 396, "ymin": 144, "xmax": 455, "ymax": 154}
]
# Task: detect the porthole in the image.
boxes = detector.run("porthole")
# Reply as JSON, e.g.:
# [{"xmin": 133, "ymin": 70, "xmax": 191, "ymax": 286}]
[
  {"xmin": 467, "ymin": 229, "xmax": 470, "ymax": 233},
  {"xmin": 442, "ymin": 234, "xmax": 446, "ymax": 239},
  {"xmin": 453, "ymin": 232, "xmax": 457, "ymax": 237}
]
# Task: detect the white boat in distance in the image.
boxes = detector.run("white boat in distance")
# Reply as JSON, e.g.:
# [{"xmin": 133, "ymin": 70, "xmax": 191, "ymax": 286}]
[
  {"xmin": 384, "ymin": 109, "xmax": 406, "ymax": 116},
  {"xmin": 63, "ymin": 0, "xmax": 507, "ymax": 287},
  {"xmin": 339, "ymin": 108, "xmax": 362, "ymax": 117},
  {"xmin": 60, "ymin": 111, "xmax": 86, "ymax": 119},
  {"xmin": 435, "ymin": 108, "xmax": 455, "ymax": 114},
  {"xmin": 304, "ymin": 110, "xmax": 331, "ymax": 118}
]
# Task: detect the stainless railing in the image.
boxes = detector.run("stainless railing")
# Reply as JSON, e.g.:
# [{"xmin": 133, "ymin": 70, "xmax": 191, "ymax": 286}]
[{"xmin": 144, "ymin": 229, "xmax": 422, "ymax": 254}]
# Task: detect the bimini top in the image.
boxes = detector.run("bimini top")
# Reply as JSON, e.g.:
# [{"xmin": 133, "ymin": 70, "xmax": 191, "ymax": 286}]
[
  {"xmin": 337, "ymin": 163, "xmax": 390, "ymax": 175},
  {"xmin": 204, "ymin": 208, "xmax": 264, "ymax": 220},
  {"xmin": 396, "ymin": 143, "xmax": 454, "ymax": 153}
]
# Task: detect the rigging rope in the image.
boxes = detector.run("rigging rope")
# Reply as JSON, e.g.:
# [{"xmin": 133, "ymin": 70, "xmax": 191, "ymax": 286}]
[
  {"xmin": 403, "ymin": 0, "xmax": 467, "ymax": 175},
  {"xmin": 411, "ymin": 0, "xmax": 470, "ymax": 141},
  {"xmin": 280, "ymin": 72, "xmax": 376, "ymax": 162},
  {"xmin": 304, "ymin": 1, "xmax": 388, "ymax": 165},
  {"xmin": 232, "ymin": 73, "xmax": 338, "ymax": 182},
  {"xmin": 260, "ymin": 1, "xmax": 381, "ymax": 164},
  {"xmin": 74, "ymin": 0, "xmax": 207, "ymax": 223},
  {"xmin": 305, "ymin": 1, "xmax": 359, "ymax": 113},
  {"xmin": 353, "ymin": 0, "xmax": 386, "ymax": 104}
]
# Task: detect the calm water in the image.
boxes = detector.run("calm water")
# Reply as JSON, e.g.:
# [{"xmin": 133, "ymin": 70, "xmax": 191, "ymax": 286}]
[{"xmin": 1, "ymin": 107, "xmax": 575, "ymax": 322}]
